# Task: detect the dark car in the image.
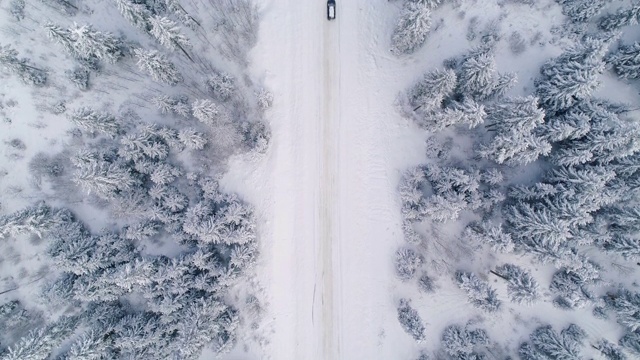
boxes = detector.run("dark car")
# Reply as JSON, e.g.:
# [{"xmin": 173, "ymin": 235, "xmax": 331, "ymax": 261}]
[{"xmin": 327, "ymin": 0, "xmax": 336, "ymax": 20}]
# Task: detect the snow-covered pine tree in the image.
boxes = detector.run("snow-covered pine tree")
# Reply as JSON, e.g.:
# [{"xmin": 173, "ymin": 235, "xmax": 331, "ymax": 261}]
[
  {"xmin": 178, "ymin": 128, "xmax": 208, "ymax": 150},
  {"xmin": 539, "ymin": 105, "xmax": 591, "ymax": 142},
  {"xmin": 550, "ymin": 265, "xmax": 597, "ymax": 309},
  {"xmin": 114, "ymin": 0, "xmax": 152, "ymax": 31},
  {"xmin": 0, "ymin": 44, "xmax": 47, "ymax": 86},
  {"xmin": 504, "ymin": 202, "xmax": 572, "ymax": 259},
  {"xmin": 2, "ymin": 316, "xmax": 78, "ymax": 360},
  {"xmin": 595, "ymin": 339, "xmax": 627, "ymax": 360},
  {"xmin": 118, "ymin": 128, "xmax": 170, "ymax": 162},
  {"xmin": 65, "ymin": 67, "xmax": 90, "ymax": 90},
  {"xmin": 457, "ymin": 52, "xmax": 498, "ymax": 100},
  {"xmin": 122, "ymin": 221, "xmax": 159, "ymax": 242},
  {"xmin": 455, "ymin": 271, "xmax": 501, "ymax": 312},
  {"xmin": 491, "ymin": 72, "xmax": 517, "ymax": 99},
  {"xmin": 494, "ymin": 264, "xmax": 539, "ymax": 304},
  {"xmin": 39, "ymin": 0, "xmax": 78, "ymax": 15},
  {"xmin": 72, "ymin": 154, "xmax": 136, "ymax": 199},
  {"xmin": 418, "ymin": 273, "xmax": 435, "ymax": 293},
  {"xmin": 397, "ymin": 299, "xmax": 426, "ymax": 342},
  {"xmin": 556, "ymin": 0, "xmax": 606, "ymax": 23},
  {"xmin": 604, "ymin": 289, "xmax": 640, "ymax": 333},
  {"xmin": 619, "ymin": 332, "xmax": 640, "ymax": 355},
  {"xmin": 67, "ymin": 23, "xmax": 124, "ymax": 64},
  {"xmin": 395, "ymin": 248, "xmax": 423, "ymax": 280},
  {"xmin": 64, "ymin": 330, "xmax": 112, "ymax": 360},
  {"xmin": 165, "ymin": 0, "xmax": 200, "ymax": 30},
  {"xmin": 150, "ymin": 163, "xmax": 182, "ymax": 185},
  {"xmin": 149, "ymin": 16, "xmax": 192, "ymax": 56},
  {"xmin": 601, "ymin": 235, "xmax": 640, "ymax": 260},
  {"xmin": 69, "ymin": 107, "xmax": 119, "ymax": 137},
  {"xmin": 133, "ymin": 48, "xmax": 183, "ymax": 85},
  {"xmin": 408, "ymin": 68, "xmax": 457, "ymax": 112},
  {"xmin": 391, "ymin": 0, "xmax": 432, "ymax": 55},
  {"xmin": 464, "ymin": 221, "xmax": 514, "ymax": 253},
  {"xmin": 0, "ymin": 202, "xmax": 66, "ymax": 239},
  {"xmin": 424, "ymin": 98, "xmax": 486, "ymax": 131},
  {"xmin": 600, "ymin": 4, "xmax": 640, "ymax": 31},
  {"xmin": 519, "ymin": 324, "xmax": 585, "ymax": 360},
  {"xmin": 152, "ymin": 94, "xmax": 190, "ymax": 117},
  {"xmin": 45, "ymin": 23, "xmax": 76, "ymax": 54},
  {"xmin": 256, "ymin": 88, "xmax": 273, "ymax": 109},
  {"xmin": 441, "ymin": 325, "xmax": 489, "ymax": 358},
  {"xmin": 607, "ymin": 42, "xmax": 640, "ymax": 79},
  {"xmin": 478, "ymin": 96, "xmax": 550, "ymax": 166},
  {"xmin": 206, "ymin": 71, "xmax": 236, "ymax": 101},
  {"xmin": 192, "ymin": 99, "xmax": 226, "ymax": 126},
  {"xmin": 535, "ymin": 36, "xmax": 610, "ymax": 114}
]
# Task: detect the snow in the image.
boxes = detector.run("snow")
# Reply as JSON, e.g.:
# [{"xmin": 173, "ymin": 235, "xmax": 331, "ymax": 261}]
[{"xmin": 2, "ymin": 0, "xmax": 640, "ymax": 358}]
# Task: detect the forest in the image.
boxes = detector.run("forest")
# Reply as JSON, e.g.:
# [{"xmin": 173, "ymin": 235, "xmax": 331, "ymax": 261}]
[
  {"xmin": 0, "ymin": 0, "xmax": 270, "ymax": 358},
  {"xmin": 392, "ymin": 0, "xmax": 640, "ymax": 359}
]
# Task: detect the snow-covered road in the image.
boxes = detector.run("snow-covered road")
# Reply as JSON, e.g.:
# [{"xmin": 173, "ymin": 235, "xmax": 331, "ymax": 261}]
[{"xmin": 228, "ymin": 1, "xmax": 431, "ymax": 358}]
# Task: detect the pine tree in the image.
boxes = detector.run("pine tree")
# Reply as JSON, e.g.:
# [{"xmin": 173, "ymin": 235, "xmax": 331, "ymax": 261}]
[
  {"xmin": 149, "ymin": 16, "xmax": 192, "ymax": 56},
  {"xmin": 206, "ymin": 71, "xmax": 236, "ymax": 101},
  {"xmin": 455, "ymin": 271, "xmax": 501, "ymax": 312},
  {"xmin": 424, "ymin": 98, "xmax": 486, "ymax": 131},
  {"xmin": 65, "ymin": 67, "xmax": 90, "ymax": 90},
  {"xmin": 494, "ymin": 264, "xmax": 540, "ymax": 304},
  {"xmin": 119, "ymin": 128, "xmax": 170, "ymax": 162},
  {"xmin": 599, "ymin": 4, "xmax": 640, "ymax": 31},
  {"xmin": 604, "ymin": 289, "xmax": 640, "ymax": 333},
  {"xmin": 601, "ymin": 235, "xmax": 640, "ymax": 260},
  {"xmin": 505, "ymin": 202, "xmax": 572, "ymax": 256},
  {"xmin": 72, "ymin": 155, "xmax": 136, "ymax": 199},
  {"xmin": 595, "ymin": 339, "xmax": 627, "ymax": 360},
  {"xmin": 536, "ymin": 36, "xmax": 609, "ymax": 114},
  {"xmin": 556, "ymin": 0, "xmax": 606, "ymax": 23},
  {"xmin": 178, "ymin": 128, "xmax": 208, "ymax": 150},
  {"xmin": 540, "ymin": 106, "xmax": 591, "ymax": 142},
  {"xmin": 550, "ymin": 267, "xmax": 596, "ymax": 309},
  {"xmin": 149, "ymin": 163, "xmax": 181, "ymax": 185},
  {"xmin": 0, "ymin": 202, "xmax": 66, "ymax": 239},
  {"xmin": 607, "ymin": 42, "xmax": 640, "ymax": 79},
  {"xmin": 65, "ymin": 330, "xmax": 112, "ymax": 360},
  {"xmin": 169, "ymin": 299, "xmax": 231, "ymax": 358},
  {"xmin": 114, "ymin": 0, "xmax": 152, "ymax": 31},
  {"xmin": 69, "ymin": 107, "xmax": 119, "ymax": 137},
  {"xmin": 395, "ymin": 248, "xmax": 423, "ymax": 280},
  {"xmin": 192, "ymin": 99, "xmax": 225, "ymax": 125},
  {"xmin": 0, "ymin": 44, "xmax": 47, "ymax": 86},
  {"xmin": 464, "ymin": 221, "xmax": 514, "ymax": 253},
  {"xmin": 45, "ymin": 23, "xmax": 76, "ymax": 54},
  {"xmin": 479, "ymin": 96, "xmax": 550, "ymax": 166},
  {"xmin": 408, "ymin": 68, "xmax": 457, "ymax": 112},
  {"xmin": 441, "ymin": 325, "xmax": 489, "ymax": 358},
  {"xmin": 67, "ymin": 23, "xmax": 124, "ymax": 64},
  {"xmin": 133, "ymin": 48, "xmax": 183, "ymax": 85},
  {"xmin": 2, "ymin": 316, "xmax": 78, "ymax": 360},
  {"xmin": 397, "ymin": 299, "xmax": 426, "ymax": 342},
  {"xmin": 457, "ymin": 52, "xmax": 498, "ymax": 100},
  {"xmin": 520, "ymin": 324, "xmax": 585, "ymax": 360},
  {"xmin": 391, "ymin": 0, "xmax": 432, "ymax": 55},
  {"xmin": 620, "ymin": 332, "xmax": 640, "ymax": 355},
  {"xmin": 256, "ymin": 88, "xmax": 273, "ymax": 109}
]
